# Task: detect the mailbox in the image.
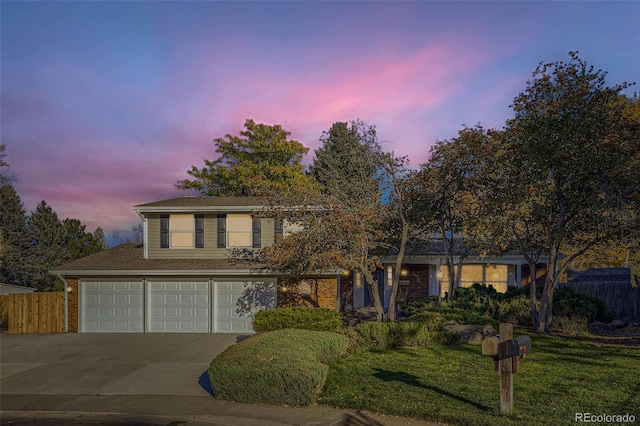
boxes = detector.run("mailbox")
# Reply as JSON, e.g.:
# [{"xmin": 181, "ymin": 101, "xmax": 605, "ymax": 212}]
[
  {"xmin": 482, "ymin": 336, "xmax": 500, "ymax": 356},
  {"xmin": 499, "ymin": 335, "xmax": 532, "ymax": 359}
]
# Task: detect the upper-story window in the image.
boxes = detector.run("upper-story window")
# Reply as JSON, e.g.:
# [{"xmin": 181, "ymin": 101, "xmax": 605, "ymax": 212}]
[
  {"xmin": 217, "ymin": 214, "xmax": 261, "ymax": 249},
  {"xmin": 275, "ymin": 219, "xmax": 304, "ymax": 238},
  {"xmin": 160, "ymin": 214, "xmax": 204, "ymax": 249},
  {"xmin": 227, "ymin": 214, "xmax": 252, "ymax": 247}
]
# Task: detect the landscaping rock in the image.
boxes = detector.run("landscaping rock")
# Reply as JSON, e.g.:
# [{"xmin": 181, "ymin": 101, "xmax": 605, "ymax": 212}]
[{"xmin": 444, "ymin": 324, "xmax": 490, "ymax": 344}]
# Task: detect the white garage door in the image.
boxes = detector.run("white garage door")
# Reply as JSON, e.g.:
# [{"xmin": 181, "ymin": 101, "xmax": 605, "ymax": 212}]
[
  {"xmin": 81, "ymin": 281, "xmax": 144, "ymax": 333},
  {"xmin": 147, "ymin": 280, "xmax": 210, "ymax": 333},
  {"xmin": 214, "ymin": 280, "xmax": 276, "ymax": 333}
]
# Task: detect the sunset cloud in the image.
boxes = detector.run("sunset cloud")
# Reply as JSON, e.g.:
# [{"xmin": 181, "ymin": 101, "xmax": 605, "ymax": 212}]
[{"xmin": 2, "ymin": 1, "xmax": 638, "ymax": 238}]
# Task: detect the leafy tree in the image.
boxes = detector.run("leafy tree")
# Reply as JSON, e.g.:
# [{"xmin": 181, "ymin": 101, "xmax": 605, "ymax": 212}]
[
  {"xmin": 0, "ymin": 184, "xmax": 30, "ymax": 286},
  {"xmin": 264, "ymin": 121, "xmax": 387, "ymax": 321},
  {"xmin": 178, "ymin": 119, "xmax": 318, "ymax": 196},
  {"xmin": 497, "ymin": 52, "xmax": 639, "ymax": 332},
  {"xmin": 27, "ymin": 201, "xmax": 68, "ymax": 291},
  {"xmin": 412, "ymin": 126, "xmax": 501, "ymax": 301},
  {"xmin": 379, "ymin": 152, "xmax": 412, "ymax": 320}
]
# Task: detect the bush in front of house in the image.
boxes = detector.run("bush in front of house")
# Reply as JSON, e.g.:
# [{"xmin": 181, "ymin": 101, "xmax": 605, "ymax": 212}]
[
  {"xmin": 342, "ymin": 312, "xmax": 458, "ymax": 351},
  {"xmin": 208, "ymin": 328, "xmax": 349, "ymax": 406},
  {"xmin": 252, "ymin": 306, "xmax": 342, "ymax": 333},
  {"xmin": 498, "ymin": 295, "xmax": 533, "ymax": 326}
]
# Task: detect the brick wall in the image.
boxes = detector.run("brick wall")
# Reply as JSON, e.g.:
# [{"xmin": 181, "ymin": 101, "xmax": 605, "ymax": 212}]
[
  {"xmin": 67, "ymin": 278, "xmax": 79, "ymax": 333},
  {"xmin": 277, "ymin": 277, "xmax": 338, "ymax": 311}
]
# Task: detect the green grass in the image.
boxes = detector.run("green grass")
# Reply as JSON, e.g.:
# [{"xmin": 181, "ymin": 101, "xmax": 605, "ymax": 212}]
[{"xmin": 318, "ymin": 335, "xmax": 640, "ymax": 425}]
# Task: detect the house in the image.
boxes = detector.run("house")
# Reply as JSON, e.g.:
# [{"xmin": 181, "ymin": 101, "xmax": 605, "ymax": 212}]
[
  {"xmin": 0, "ymin": 283, "xmax": 36, "ymax": 295},
  {"xmin": 53, "ymin": 196, "xmax": 543, "ymax": 333},
  {"xmin": 52, "ymin": 197, "xmax": 339, "ymax": 334},
  {"xmin": 340, "ymin": 240, "xmax": 549, "ymax": 311}
]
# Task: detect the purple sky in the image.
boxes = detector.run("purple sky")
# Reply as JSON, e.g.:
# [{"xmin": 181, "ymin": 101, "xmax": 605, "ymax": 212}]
[{"xmin": 2, "ymin": 1, "xmax": 639, "ymax": 239}]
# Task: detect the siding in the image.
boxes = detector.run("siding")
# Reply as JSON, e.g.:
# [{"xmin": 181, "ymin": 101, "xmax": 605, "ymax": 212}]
[{"xmin": 146, "ymin": 213, "xmax": 274, "ymax": 259}]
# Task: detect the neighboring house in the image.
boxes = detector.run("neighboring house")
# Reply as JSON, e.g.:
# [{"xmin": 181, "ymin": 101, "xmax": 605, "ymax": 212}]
[
  {"xmin": 52, "ymin": 197, "xmax": 339, "ymax": 334},
  {"xmin": 0, "ymin": 283, "xmax": 36, "ymax": 295}
]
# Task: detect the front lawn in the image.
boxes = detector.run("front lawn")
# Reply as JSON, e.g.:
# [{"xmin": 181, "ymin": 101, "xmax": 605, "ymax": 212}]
[{"xmin": 318, "ymin": 335, "xmax": 640, "ymax": 425}]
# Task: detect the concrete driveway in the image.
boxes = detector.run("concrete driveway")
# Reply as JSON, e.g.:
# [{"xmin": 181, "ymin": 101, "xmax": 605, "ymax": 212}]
[{"xmin": 0, "ymin": 333, "xmax": 242, "ymax": 396}]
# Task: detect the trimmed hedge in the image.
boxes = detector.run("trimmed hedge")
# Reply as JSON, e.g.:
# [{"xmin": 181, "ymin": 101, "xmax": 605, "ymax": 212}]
[
  {"xmin": 253, "ymin": 307, "xmax": 342, "ymax": 333},
  {"xmin": 208, "ymin": 329, "xmax": 349, "ymax": 406}
]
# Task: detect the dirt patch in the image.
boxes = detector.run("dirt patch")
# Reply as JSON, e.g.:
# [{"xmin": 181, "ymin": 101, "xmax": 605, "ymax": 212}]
[{"xmin": 587, "ymin": 323, "xmax": 640, "ymax": 347}]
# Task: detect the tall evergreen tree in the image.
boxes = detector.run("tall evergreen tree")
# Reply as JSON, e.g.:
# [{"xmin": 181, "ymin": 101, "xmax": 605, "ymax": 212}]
[
  {"xmin": 27, "ymin": 201, "xmax": 67, "ymax": 291},
  {"xmin": 0, "ymin": 184, "xmax": 31, "ymax": 286},
  {"xmin": 63, "ymin": 219, "xmax": 107, "ymax": 260}
]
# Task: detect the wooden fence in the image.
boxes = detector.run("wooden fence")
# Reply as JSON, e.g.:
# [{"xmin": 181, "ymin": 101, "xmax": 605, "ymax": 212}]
[
  {"xmin": 0, "ymin": 292, "xmax": 65, "ymax": 333},
  {"xmin": 564, "ymin": 268, "xmax": 639, "ymax": 323}
]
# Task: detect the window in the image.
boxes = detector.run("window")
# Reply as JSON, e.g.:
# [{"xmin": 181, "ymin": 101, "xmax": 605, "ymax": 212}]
[
  {"xmin": 227, "ymin": 214, "xmax": 252, "ymax": 247},
  {"xmin": 275, "ymin": 219, "xmax": 304, "ymax": 238},
  {"xmin": 170, "ymin": 214, "xmax": 194, "ymax": 248},
  {"xmin": 160, "ymin": 214, "xmax": 204, "ymax": 249}
]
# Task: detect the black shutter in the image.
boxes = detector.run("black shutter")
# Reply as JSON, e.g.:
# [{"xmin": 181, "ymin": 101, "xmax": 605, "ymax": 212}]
[
  {"xmin": 252, "ymin": 218, "xmax": 261, "ymax": 248},
  {"xmin": 195, "ymin": 214, "xmax": 204, "ymax": 248},
  {"xmin": 274, "ymin": 219, "xmax": 283, "ymax": 238},
  {"xmin": 160, "ymin": 214, "xmax": 169, "ymax": 248},
  {"xmin": 217, "ymin": 214, "xmax": 226, "ymax": 248}
]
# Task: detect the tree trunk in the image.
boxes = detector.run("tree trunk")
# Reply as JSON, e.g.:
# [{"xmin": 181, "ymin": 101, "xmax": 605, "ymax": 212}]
[
  {"xmin": 361, "ymin": 268, "xmax": 385, "ymax": 322},
  {"xmin": 388, "ymin": 218, "xmax": 409, "ymax": 321},
  {"xmin": 536, "ymin": 245, "xmax": 559, "ymax": 333},
  {"xmin": 528, "ymin": 261, "xmax": 539, "ymax": 332}
]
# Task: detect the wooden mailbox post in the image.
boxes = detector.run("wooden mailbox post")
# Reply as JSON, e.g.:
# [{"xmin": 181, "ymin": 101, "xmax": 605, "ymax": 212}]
[{"xmin": 481, "ymin": 323, "xmax": 532, "ymax": 414}]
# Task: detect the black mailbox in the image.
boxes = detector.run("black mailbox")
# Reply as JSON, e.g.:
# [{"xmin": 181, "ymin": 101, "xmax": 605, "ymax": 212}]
[{"xmin": 499, "ymin": 335, "xmax": 532, "ymax": 359}]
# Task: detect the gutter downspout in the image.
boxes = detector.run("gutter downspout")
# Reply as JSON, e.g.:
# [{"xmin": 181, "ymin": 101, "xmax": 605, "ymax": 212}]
[
  {"xmin": 135, "ymin": 211, "xmax": 148, "ymax": 259},
  {"xmin": 56, "ymin": 273, "xmax": 69, "ymax": 333}
]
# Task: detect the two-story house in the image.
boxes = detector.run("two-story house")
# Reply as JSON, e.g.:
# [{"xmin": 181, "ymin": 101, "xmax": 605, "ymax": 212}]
[{"xmin": 52, "ymin": 197, "xmax": 339, "ymax": 334}]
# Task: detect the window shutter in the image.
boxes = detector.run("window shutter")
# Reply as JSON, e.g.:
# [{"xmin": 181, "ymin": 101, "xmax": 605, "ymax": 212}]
[
  {"xmin": 274, "ymin": 219, "xmax": 283, "ymax": 238},
  {"xmin": 160, "ymin": 215, "xmax": 169, "ymax": 248},
  {"xmin": 217, "ymin": 214, "xmax": 226, "ymax": 248},
  {"xmin": 252, "ymin": 218, "xmax": 261, "ymax": 248},
  {"xmin": 195, "ymin": 214, "xmax": 204, "ymax": 248}
]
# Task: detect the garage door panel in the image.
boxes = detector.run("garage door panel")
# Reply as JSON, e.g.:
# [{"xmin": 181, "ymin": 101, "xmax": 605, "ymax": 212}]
[
  {"xmin": 81, "ymin": 281, "xmax": 144, "ymax": 333},
  {"xmin": 147, "ymin": 280, "xmax": 209, "ymax": 333},
  {"xmin": 214, "ymin": 280, "xmax": 276, "ymax": 333}
]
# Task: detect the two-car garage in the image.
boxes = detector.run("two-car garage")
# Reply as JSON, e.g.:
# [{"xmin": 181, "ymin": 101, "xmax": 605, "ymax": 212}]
[{"xmin": 80, "ymin": 279, "xmax": 276, "ymax": 333}]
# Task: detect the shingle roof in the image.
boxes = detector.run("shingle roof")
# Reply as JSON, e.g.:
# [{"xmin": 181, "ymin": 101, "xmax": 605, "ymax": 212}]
[
  {"xmin": 134, "ymin": 196, "xmax": 265, "ymax": 208},
  {"xmin": 51, "ymin": 243, "xmax": 269, "ymax": 275}
]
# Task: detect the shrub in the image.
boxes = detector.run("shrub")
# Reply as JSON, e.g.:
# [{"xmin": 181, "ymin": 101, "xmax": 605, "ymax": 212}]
[
  {"xmin": 253, "ymin": 307, "xmax": 342, "ymax": 333},
  {"xmin": 209, "ymin": 329, "xmax": 349, "ymax": 406},
  {"xmin": 553, "ymin": 287, "xmax": 613, "ymax": 323},
  {"xmin": 499, "ymin": 295, "xmax": 533, "ymax": 326},
  {"xmin": 552, "ymin": 315, "xmax": 589, "ymax": 336},
  {"xmin": 344, "ymin": 314, "xmax": 458, "ymax": 351}
]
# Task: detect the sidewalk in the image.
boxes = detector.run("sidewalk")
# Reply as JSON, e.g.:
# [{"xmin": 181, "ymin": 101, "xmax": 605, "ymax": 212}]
[{"xmin": 0, "ymin": 394, "xmax": 443, "ymax": 426}]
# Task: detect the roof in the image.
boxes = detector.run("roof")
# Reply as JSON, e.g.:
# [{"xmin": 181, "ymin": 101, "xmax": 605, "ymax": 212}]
[
  {"xmin": 134, "ymin": 196, "xmax": 265, "ymax": 208},
  {"xmin": 51, "ymin": 243, "xmax": 271, "ymax": 276},
  {"xmin": 568, "ymin": 268, "xmax": 631, "ymax": 283}
]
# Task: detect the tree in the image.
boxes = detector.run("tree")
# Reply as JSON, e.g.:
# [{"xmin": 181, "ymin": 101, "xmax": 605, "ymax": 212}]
[
  {"xmin": 27, "ymin": 201, "xmax": 68, "ymax": 291},
  {"xmin": 0, "ymin": 184, "xmax": 30, "ymax": 286},
  {"xmin": 63, "ymin": 219, "xmax": 107, "ymax": 259},
  {"xmin": 498, "ymin": 52, "xmax": 640, "ymax": 333},
  {"xmin": 379, "ymin": 152, "xmax": 412, "ymax": 321},
  {"xmin": 0, "ymin": 143, "xmax": 13, "ymax": 185},
  {"xmin": 412, "ymin": 126, "xmax": 499, "ymax": 301},
  {"xmin": 264, "ymin": 121, "xmax": 388, "ymax": 321},
  {"xmin": 178, "ymin": 119, "xmax": 318, "ymax": 196}
]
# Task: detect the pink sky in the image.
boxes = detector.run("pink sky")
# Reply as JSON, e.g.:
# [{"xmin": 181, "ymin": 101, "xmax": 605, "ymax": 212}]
[{"xmin": 2, "ymin": 1, "xmax": 638, "ymax": 242}]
